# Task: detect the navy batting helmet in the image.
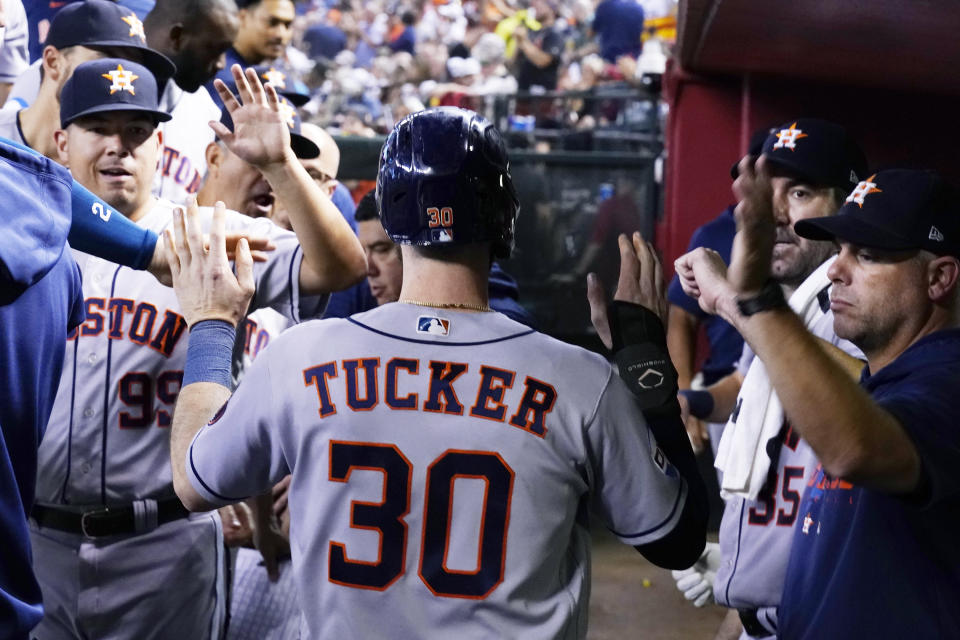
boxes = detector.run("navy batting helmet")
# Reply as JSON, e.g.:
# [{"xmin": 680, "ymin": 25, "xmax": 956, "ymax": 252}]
[{"xmin": 376, "ymin": 107, "xmax": 520, "ymax": 258}]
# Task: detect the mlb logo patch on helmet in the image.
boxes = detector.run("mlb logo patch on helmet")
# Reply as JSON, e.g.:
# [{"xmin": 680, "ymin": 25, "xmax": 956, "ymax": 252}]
[{"xmin": 417, "ymin": 316, "xmax": 451, "ymax": 336}]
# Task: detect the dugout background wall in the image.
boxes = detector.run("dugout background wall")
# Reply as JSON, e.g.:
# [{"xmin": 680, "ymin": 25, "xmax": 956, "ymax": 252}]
[{"xmin": 664, "ymin": 0, "xmax": 960, "ymax": 269}]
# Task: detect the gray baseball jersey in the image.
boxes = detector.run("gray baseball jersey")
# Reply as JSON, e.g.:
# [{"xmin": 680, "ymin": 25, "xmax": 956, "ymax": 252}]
[
  {"xmin": 713, "ymin": 262, "xmax": 862, "ymax": 633},
  {"xmin": 30, "ymin": 199, "xmax": 323, "ymax": 639},
  {"xmin": 36, "ymin": 199, "xmax": 324, "ymax": 505},
  {"xmin": 187, "ymin": 303, "xmax": 689, "ymax": 640}
]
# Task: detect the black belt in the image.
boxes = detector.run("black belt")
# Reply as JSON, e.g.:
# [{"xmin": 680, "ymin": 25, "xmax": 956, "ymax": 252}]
[
  {"xmin": 738, "ymin": 609, "xmax": 770, "ymax": 638},
  {"xmin": 31, "ymin": 498, "xmax": 190, "ymax": 538},
  {"xmin": 737, "ymin": 609, "xmax": 773, "ymax": 638}
]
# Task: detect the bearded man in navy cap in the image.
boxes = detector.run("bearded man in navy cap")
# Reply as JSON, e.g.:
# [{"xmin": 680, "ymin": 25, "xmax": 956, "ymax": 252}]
[
  {"xmin": 671, "ymin": 119, "xmax": 869, "ymax": 639},
  {"xmin": 27, "ymin": 58, "xmax": 362, "ymax": 639}
]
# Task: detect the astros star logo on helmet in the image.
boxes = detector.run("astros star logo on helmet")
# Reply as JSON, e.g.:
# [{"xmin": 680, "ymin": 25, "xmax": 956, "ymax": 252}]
[
  {"xmin": 261, "ymin": 67, "xmax": 287, "ymax": 89},
  {"xmin": 773, "ymin": 122, "xmax": 808, "ymax": 151},
  {"xmin": 102, "ymin": 64, "xmax": 139, "ymax": 95},
  {"xmin": 845, "ymin": 174, "xmax": 882, "ymax": 208},
  {"xmin": 121, "ymin": 13, "xmax": 146, "ymax": 42}
]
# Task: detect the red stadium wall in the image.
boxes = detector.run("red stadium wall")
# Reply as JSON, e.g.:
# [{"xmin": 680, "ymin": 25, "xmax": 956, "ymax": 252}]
[{"xmin": 659, "ymin": 62, "xmax": 960, "ymax": 275}]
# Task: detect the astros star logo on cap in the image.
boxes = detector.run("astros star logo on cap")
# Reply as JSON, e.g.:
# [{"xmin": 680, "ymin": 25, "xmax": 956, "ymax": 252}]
[
  {"xmin": 277, "ymin": 98, "xmax": 296, "ymax": 129},
  {"xmin": 121, "ymin": 13, "xmax": 147, "ymax": 42},
  {"xmin": 845, "ymin": 174, "xmax": 883, "ymax": 208},
  {"xmin": 261, "ymin": 67, "xmax": 287, "ymax": 89},
  {"xmin": 102, "ymin": 63, "xmax": 139, "ymax": 95},
  {"xmin": 772, "ymin": 122, "xmax": 808, "ymax": 151}
]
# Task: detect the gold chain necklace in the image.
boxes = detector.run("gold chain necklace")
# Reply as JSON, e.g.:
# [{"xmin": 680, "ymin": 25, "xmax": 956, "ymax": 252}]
[{"xmin": 399, "ymin": 299, "xmax": 492, "ymax": 312}]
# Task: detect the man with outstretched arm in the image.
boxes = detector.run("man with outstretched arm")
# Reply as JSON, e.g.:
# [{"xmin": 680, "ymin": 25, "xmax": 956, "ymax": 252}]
[
  {"xmin": 167, "ymin": 107, "xmax": 706, "ymax": 639},
  {"xmin": 678, "ymin": 162, "xmax": 960, "ymax": 638}
]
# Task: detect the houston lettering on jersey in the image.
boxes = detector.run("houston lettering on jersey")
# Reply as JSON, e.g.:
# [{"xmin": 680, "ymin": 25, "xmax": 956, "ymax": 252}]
[
  {"xmin": 160, "ymin": 146, "xmax": 202, "ymax": 194},
  {"xmin": 66, "ymin": 296, "xmax": 187, "ymax": 358},
  {"xmin": 303, "ymin": 359, "xmax": 557, "ymax": 438},
  {"xmin": 242, "ymin": 317, "xmax": 272, "ymax": 358}
]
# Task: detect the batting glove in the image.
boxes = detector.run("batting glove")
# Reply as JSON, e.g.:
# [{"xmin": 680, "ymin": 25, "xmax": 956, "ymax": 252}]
[{"xmin": 670, "ymin": 541, "xmax": 721, "ymax": 607}]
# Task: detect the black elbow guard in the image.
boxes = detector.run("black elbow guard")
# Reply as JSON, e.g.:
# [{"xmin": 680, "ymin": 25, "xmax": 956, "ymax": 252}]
[{"xmin": 609, "ymin": 301, "xmax": 679, "ymax": 412}]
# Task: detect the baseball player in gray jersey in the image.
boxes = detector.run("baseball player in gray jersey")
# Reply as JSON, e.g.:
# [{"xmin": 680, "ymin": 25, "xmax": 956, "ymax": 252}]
[
  {"xmin": 674, "ymin": 119, "xmax": 867, "ymax": 638},
  {"xmin": 27, "ymin": 59, "xmax": 363, "ymax": 639},
  {"xmin": 167, "ymin": 107, "xmax": 708, "ymax": 639}
]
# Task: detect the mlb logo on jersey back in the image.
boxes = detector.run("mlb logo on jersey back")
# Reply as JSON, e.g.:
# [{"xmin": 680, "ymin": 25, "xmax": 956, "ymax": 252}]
[{"xmin": 417, "ymin": 316, "xmax": 450, "ymax": 336}]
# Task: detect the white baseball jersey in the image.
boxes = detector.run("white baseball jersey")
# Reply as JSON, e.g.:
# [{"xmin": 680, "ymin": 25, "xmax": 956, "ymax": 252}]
[
  {"xmin": 0, "ymin": 0, "xmax": 29, "ymax": 85},
  {"xmin": 0, "ymin": 102, "xmax": 26, "ymax": 144},
  {"xmin": 188, "ymin": 303, "xmax": 689, "ymax": 640},
  {"xmin": 714, "ymin": 259, "xmax": 862, "ymax": 632},
  {"xmin": 35, "ymin": 198, "xmax": 326, "ymax": 506},
  {"xmin": 153, "ymin": 81, "xmax": 220, "ymax": 203}
]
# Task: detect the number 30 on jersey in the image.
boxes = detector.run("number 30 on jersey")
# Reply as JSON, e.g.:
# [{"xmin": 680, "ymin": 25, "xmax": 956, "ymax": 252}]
[{"xmin": 329, "ymin": 441, "xmax": 513, "ymax": 599}]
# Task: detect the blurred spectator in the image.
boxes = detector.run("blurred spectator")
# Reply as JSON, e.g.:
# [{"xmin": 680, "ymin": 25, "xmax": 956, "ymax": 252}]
[
  {"xmin": 513, "ymin": 0, "xmax": 564, "ymax": 91},
  {"xmin": 301, "ymin": 12, "xmax": 346, "ymax": 61},
  {"xmin": 471, "ymin": 32, "xmax": 517, "ymax": 94},
  {"xmin": 592, "ymin": 0, "xmax": 645, "ymax": 63},
  {"xmin": 226, "ymin": 0, "xmax": 295, "ymax": 67},
  {"xmin": 387, "ymin": 10, "xmax": 416, "ymax": 55}
]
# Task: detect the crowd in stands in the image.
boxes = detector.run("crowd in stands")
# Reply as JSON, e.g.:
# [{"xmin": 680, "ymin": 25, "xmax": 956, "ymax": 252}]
[{"xmin": 282, "ymin": 0, "xmax": 675, "ymax": 136}]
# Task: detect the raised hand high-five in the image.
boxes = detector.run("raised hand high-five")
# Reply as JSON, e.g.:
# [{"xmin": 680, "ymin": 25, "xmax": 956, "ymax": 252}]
[
  {"xmin": 163, "ymin": 197, "xmax": 255, "ymax": 329},
  {"xmin": 209, "ymin": 64, "xmax": 295, "ymax": 173}
]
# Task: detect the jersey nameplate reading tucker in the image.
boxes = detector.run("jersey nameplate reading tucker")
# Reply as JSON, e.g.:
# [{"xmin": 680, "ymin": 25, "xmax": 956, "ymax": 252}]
[{"xmin": 303, "ymin": 358, "xmax": 557, "ymax": 437}]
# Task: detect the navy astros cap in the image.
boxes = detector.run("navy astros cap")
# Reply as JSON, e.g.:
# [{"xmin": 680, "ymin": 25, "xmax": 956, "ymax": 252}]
[
  {"xmin": 253, "ymin": 64, "xmax": 311, "ymax": 107},
  {"xmin": 60, "ymin": 58, "xmax": 172, "ymax": 129},
  {"xmin": 218, "ymin": 88, "xmax": 319, "ymax": 159},
  {"xmin": 45, "ymin": 0, "xmax": 176, "ymax": 81},
  {"xmin": 762, "ymin": 118, "xmax": 867, "ymax": 192},
  {"xmin": 795, "ymin": 169, "xmax": 960, "ymax": 257}
]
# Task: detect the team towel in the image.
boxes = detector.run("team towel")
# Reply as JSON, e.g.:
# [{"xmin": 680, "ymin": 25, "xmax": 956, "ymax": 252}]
[{"xmin": 714, "ymin": 258, "xmax": 835, "ymax": 500}]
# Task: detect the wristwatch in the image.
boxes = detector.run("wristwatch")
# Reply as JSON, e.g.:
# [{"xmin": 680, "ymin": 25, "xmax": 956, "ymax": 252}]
[{"xmin": 736, "ymin": 280, "xmax": 787, "ymax": 316}]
